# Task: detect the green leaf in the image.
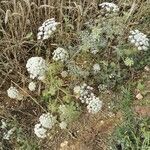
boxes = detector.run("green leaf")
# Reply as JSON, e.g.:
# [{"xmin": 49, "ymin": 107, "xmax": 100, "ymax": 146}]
[
  {"xmin": 49, "ymin": 86, "xmax": 57, "ymax": 96},
  {"xmin": 24, "ymin": 32, "xmax": 33, "ymax": 39},
  {"xmin": 137, "ymin": 82, "xmax": 145, "ymax": 91}
]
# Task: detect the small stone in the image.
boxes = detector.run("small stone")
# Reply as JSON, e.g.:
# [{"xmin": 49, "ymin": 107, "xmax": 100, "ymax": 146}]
[{"xmin": 136, "ymin": 93, "xmax": 143, "ymax": 100}]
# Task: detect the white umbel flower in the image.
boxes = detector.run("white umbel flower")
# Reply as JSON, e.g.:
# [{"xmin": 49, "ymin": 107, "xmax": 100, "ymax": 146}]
[
  {"xmin": 87, "ymin": 97, "xmax": 102, "ymax": 114},
  {"xmin": 75, "ymin": 83, "xmax": 103, "ymax": 114},
  {"xmin": 37, "ymin": 18, "xmax": 59, "ymax": 40},
  {"xmin": 129, "ymin": 30, "xmax": 149, "ymax": 51},
  {"xmin": 93, "ymin": 63, "xmax": 101, "ymax": 74},
  {"xmin": 59, "ymin": 121, "xmax": 67, "ymax": 129},
  {"xmin": 26, "ymin": 57, "xmax": 47, "ymax": 80},
  {"xmin": 99, "ymin": 2, "xmax": 119, "ymax": 13},
  {"xmin": 39, "ymin": 113, "xmax": 56, "ymax": 129},
  {"xmin": 73, "ymin": 86, "xmax": 81, "ymax": 94},
  {"xmin": 34, "ymin": 123, "xmax": 47, "ymax": 139},
  {"xmin": 78, "ymin": 83, "xmax": 94, "ymax": 104},
  {"xmin": 28, "ymin": 82, "xmax": 36, "ymax": 91},
  {"xmin": 52, "ymin": 47, "xmax": 69, "ymax": 62},
  {"xmin": 7, "ymin": 86, "xmax": 23, "ymax": 100}
]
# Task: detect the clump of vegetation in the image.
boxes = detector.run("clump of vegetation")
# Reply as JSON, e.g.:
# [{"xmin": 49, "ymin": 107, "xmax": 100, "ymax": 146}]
[
  {"xmin": 111, "ymin": 87, "xmax": 150, "ymax": 150},
  {"xmin": 111, "ymin": 118, "xmax": 150, "ymax": 150}
]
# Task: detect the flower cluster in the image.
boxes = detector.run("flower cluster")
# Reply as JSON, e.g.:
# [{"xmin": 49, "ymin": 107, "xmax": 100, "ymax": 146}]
[
  {"xmin": 124, "ymin": 57, "xmax": 134, "ymax": 67},
  {"xmin": 34, "ymin": 113, "xmax": 56, "ymax": 138},
  {"xmin": 39, "ymin": 113, "xmax": 56, "ymax": 129},
  {"xmin": 37, "ymin": 18, "xmax": 59, "ymax": 40},
  {"xmin": 93, "ymin": 63, "xmax": 101, "ymax": 74},
  {"xmin": 87, "ymin": 97, "xmax": 102, "ymax": 114},
  {"xmin": 28, "ymin": 82, "xmax": 36, "ymax": 91},
  {"xmin": 59, "ymin": 121, "xmax": 67, "ymax": 129},
  {"xmin": 7, "ymin": 86, "xmax": 23, "ymax": 100},
  {"xmin": 99, "ymin": 2, "xmax": 119, "ymax": 13},
  {"xmin": 129, "ymin": 30, "xmax": 149, "ymax": 51},
  {"xmin": 52, "ymin": 47, "xmax": 69, "ymax": 62},
  {"xmin": 34, "ymin": 123, "xmax": 47, "ymax": 139},
  {"xmin": 26, "ymin": 57, "xmax": 47, "ymax": 80},
  {"xmin": 75, "ymin": 83, "xmax": 94, "ymax": 104},
  {"xmin": 74, "ymin": 83, "xmax": 102, "ymax": 114},
  {"xmin": 80, "ymin": 31, "xmax": 99, "ymax": 54}
]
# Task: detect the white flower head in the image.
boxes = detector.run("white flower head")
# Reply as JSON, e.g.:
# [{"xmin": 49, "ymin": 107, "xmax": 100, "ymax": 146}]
[
  {"xmin": 52, "ymin": 47, "xmax": 69, "ymax": 62},
  {"xmin": 34, "ymin": 123, "xmax": 47, "ymax": 139},
  {"xmin": 75, "ymin": 83, "xmax": 103, "ymax": 114},
  {"xmin": 93, "ymin": 63, "xmax": 101, "ymax": 73},
  {"xmin": 39, "ymin": 113, "xmax": 56, "ymax": 129},
  {"xmin": 124, "ymin": 57, "xmax": 134, "ymax": 66},
  {"xmin": 87, "ymin": 97, "xmax": 102, "ymax": 114},
  {"xmin": 7, "ymin": 86, "xmax": 23, "ymax": 100},
  {"xmin": 73, "ymin": 86, "xmax": 81, "ymax": 94},
  {"xmin": 99, "ymin": 2, "xmax": 119, "ymax": 13},
  {"xmin": 28, "ymin": 82, "xmax": 36, "ymax": 91},
  {"xmin": 26, "ymin": 57, "xmax": 47, "ymax": 80},
  {"xmin": 37, "ymin": 18, "xmax": 60, "ymax": 40},
  {"xmin": 59, "ymin": 121, "xmax": 67, "ymax": 129},
  {"xmin": 78, "ymin": 83, "xmax": 94, "ymax": 104},
  {"xmin": 129, "ymin": 30, "xmax": 149, "ymax": 51}
]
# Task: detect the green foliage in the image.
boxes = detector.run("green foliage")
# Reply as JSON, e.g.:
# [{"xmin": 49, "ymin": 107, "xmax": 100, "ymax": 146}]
[
  {"xmin": 1, "ymin": 119, "xmax": 39, "ymax": 150},
  {"xmin": 67, "ymin": 61, "xmax": 89, "ymax": 78},
  {"xmin": 110, "ymin": 86, "xmax": 150, "ymax": 150},
  {"xmin": 97, "ymin": 15, "xmax": 126, "ymax": 40},
  {"xmin": 43, "ymin": 62, "xmax": 64, "ymax": 98},
  {"xmin": 79, "ymin": 25, "xmax": 107, "ymax": 53},
  {"xmin": 111, "ymin": 118, "xmax": 150, "ymax": 150},
  {"xmin": 120, "ymin": 86, "xmax": 134, "ymax": 123},
  {"xmin": 43, "ymin": 61, "xmax": 81, "ymax": 124},
  {"xmin": 16, "ymin": 128, "xmax": 39, "ymax": 150},
  {"xmin": 58, "ymin": 101, "xmax": 81, "ymax": 123}
]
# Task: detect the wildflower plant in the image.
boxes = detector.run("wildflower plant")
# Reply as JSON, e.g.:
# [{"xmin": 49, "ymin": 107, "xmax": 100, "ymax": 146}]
[
  {"xmin": 7, "ymin": 86, "xmax": 23, "ymax": 100},
  {"xmin": 74, "ymin": 83, "xmax": 103, "ymax": 114},
  {"xmin": 58, "ymin": 102, "xmax": 81, "ymax": 123},
  {"xmin": 26, "ymin": 57, "xmax": 47, "ymax": 80},
  {"xmin": 37, "ymin": 18, "xmax": 59, "ymax": 40},
  {"xmin": 34, "ymin": 113, "xmax": 56, "ymax": 138},
  {"xmin": 99, "ymin": 2, "xmax": 119, "ymax": 13},
  {"xmin": 52, "ymin": 47, "xmax": 69, "ymax": 62},
  {"xmin": 2, "ymin": 0, "xmax": 150, "ymax": 148},
  {"xmin": 79, "ymin": 28, "xmax": 107, "ymax": 54},
  {"xmin": 129, "ymin": 30, "xmax": 149, "ymax": 51}
]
